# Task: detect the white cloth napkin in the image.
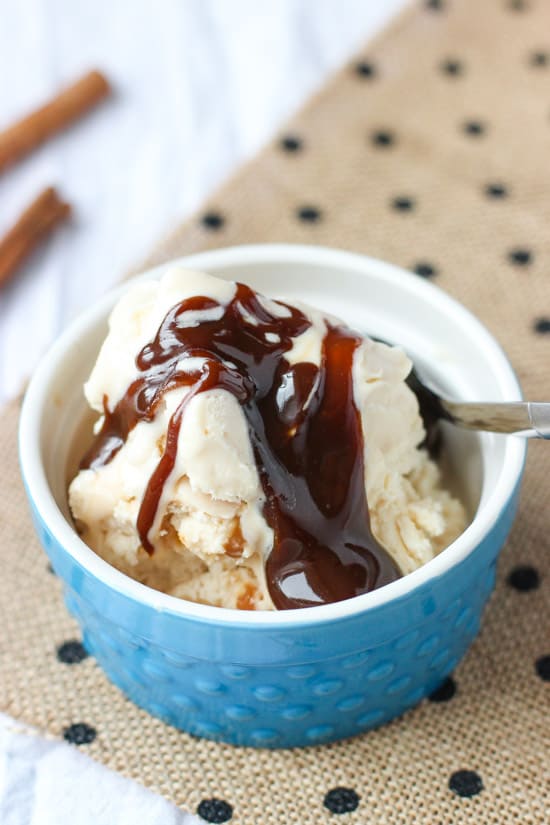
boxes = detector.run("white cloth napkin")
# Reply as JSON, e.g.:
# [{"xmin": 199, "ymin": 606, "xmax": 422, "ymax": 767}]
[{"xmin": 0, "ymin": 714, "xmax": 199, "ymax": 825}]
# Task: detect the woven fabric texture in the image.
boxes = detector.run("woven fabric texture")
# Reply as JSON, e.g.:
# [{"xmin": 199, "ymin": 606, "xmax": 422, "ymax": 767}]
[{"xmin": 2, "ymin": 1, "xmax": 550, "ymax": 822}]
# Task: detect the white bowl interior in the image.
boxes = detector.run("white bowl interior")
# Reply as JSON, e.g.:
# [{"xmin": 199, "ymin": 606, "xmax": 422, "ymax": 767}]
[{"xmin": 22, "ymin": 245, "xmax": 525, "ymax": 624}]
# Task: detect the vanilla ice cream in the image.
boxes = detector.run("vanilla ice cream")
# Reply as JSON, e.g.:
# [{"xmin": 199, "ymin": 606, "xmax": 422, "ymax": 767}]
[{"xmin": 69, "ymin": 267, "xmax": 466, "ymax": 610}]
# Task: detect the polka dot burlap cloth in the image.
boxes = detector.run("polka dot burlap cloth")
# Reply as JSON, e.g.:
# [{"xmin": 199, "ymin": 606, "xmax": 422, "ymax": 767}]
[{"xmin": 2, "ymin": 0, "xmax": 550, "ymax": 822}]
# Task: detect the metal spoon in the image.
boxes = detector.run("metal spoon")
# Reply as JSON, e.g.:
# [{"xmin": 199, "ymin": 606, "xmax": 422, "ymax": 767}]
[{"xmin": 409, "ymin": 368, "xmax": 550, "ymax": 439}]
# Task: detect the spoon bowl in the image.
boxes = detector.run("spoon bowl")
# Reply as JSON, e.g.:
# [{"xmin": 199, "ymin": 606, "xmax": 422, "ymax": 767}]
[{"xmin": 410, "ymin": 363, "xmax": 550, "ymax": 438}]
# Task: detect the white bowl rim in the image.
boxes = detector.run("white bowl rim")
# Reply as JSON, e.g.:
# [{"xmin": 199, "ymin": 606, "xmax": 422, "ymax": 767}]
[{"xmin": 19, "ymin": 243, "xmax": 527, "ymax": 627}]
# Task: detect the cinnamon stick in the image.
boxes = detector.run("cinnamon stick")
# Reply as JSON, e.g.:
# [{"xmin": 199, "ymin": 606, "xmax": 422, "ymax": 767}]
[
  {"xmin": 0, "ymin": 70, "xmax": 111, "ymax": 173},
  {"xmin": 0, "ymin": 187, "xmax": 71, "ymax": 289}
]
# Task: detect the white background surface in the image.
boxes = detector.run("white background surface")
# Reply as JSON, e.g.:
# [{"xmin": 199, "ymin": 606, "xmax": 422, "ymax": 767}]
[{"xmin": 0, "ymin": 1, "xmax": 407, "ymax": 821}]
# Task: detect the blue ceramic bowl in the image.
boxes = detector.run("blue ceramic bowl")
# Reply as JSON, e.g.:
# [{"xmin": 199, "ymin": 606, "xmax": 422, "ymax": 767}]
[{"xmin": 19, "ymin": 245, "xmax": 526, "ymax": 748}]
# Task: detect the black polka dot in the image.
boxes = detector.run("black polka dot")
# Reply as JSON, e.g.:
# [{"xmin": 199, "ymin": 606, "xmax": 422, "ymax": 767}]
[
  {"xmin": 508, "ymin": 564, "xmax": 540, "ymax": 590},
  {"xmin": 354, "ymin": 60, "xmax": 376, "ymax": 79},
  {"xmin": 534, "ymin": 318, "xmax": 550, "ymax": 334},
  {"xmin": 428, "ymin": 676, "xmax": 457, "ymax": 702},
  {"xmin": 391, "ymin": 196, "xmax": 415, "ymax": 212},
  {"xmin": 197, "ymin": 798, "xmax": 233, "ymax": 823},
  {"xmin": 462, "ymin": 120, "xmax": 486, "ymax": 137},
  {"xmin": 426, "ymin": 0, "xmax": 445, "ymax": 9},
  {"xmin": 47, "ymin": 562, "xmax": 55, "ymax": 575},
  {"xmin": 296, "ymin": 205, "xmax": 322, "ymax": 223},
  {"xmin": 370, "ymin": 130, "xmax": 396, "ymax": 148},
  {"xmin": 530, "ymin": 51, "xmax": 549, "ymax": 67},
  {"xmin": 57, "ymin": 640, "xmax": 88, "ymax": 665},
  {"xmin": 485, "ymin": 182, "xmax": 508, "ymax": 198},
  {"xmin": 63, "ymin": 722, "xmax": 96, "ymax": 746},
  {"xmin": 449, "ymin": 770, "xmax": 484, "ymax": 798},
  {"xmin": 413, "ymin": 261, "xmax": 438, "ymax": 278},
  {"xmin": 441, "ymin": 58, "xmax": 463, "ymax": 76},
  {"xmin": 535, "ymin": 655, "xmax": 550, "ymax": 681},
  {"xmin": 508, "ymin": 247, "xmax": 532, "ymax": 266},
  {"xmin": 323, "ymin": 787, "xmax": 360, "ymax": 814},
  {"xmin": 508, "ymin": 0, "xmax": 528, "ymax": 9},
  {"xmin": 280, "ymin": 135, "xmax": 303, "ymax": 153},
  {"xmin": 201, "ymin": 212, "xmax": 225, "ymax": 231}
]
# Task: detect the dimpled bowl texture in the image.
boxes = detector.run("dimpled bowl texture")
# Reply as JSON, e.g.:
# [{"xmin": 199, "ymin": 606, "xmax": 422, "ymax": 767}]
[{"xmin": 19, "ymin": 244, "xmax": 526, "ymax": 748}]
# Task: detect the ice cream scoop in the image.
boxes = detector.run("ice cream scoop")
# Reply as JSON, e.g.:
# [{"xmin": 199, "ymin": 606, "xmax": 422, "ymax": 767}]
[{"xmin": 69, "ymin": 266, "xmax": 466, "ymax": 610}]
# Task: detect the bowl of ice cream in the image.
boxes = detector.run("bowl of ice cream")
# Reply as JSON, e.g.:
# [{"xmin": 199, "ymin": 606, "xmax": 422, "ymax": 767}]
[{"xmin": 19, "ymin": 244, "xmax": 525, "ymax": 748}]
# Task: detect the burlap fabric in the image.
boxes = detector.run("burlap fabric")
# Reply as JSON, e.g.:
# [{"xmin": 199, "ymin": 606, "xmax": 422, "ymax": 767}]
[{"xmin": 2, "ymin": 0, "xmax": 550, "ymax": 821}]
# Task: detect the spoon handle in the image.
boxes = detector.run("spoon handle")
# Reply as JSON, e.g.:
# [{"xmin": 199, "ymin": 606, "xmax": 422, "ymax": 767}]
[{"xmin": 441, "ymin": 401, "xmax": 550, "ymax": 438}]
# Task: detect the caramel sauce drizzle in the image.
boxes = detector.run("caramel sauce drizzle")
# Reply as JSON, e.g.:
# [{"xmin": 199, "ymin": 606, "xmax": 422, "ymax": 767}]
[{"xmin": 81, "ymin": 284, "xmax": 400, "ymax": 608}]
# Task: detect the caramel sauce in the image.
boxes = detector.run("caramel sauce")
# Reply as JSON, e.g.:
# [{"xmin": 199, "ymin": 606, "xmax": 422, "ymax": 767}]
[
  {"xmin": 236, "ymin": 583, "xmax": 258, "ymax": 611},
  {"xmin": 224, "ymin": 521, "xmax": 245, "ymax": 558},
  {"xmin": 81, "ymin": 283, "xmax": 401, "ymax": 609}
]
